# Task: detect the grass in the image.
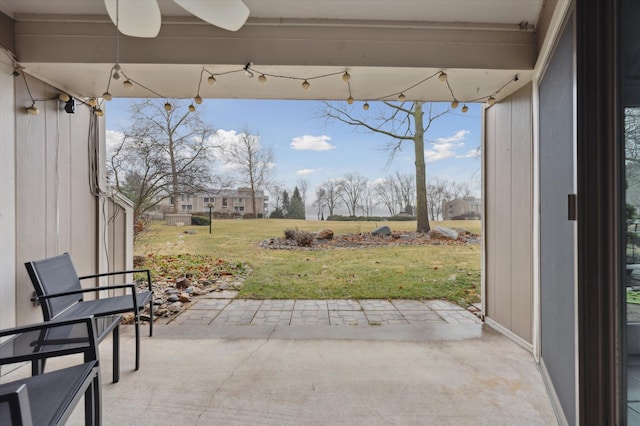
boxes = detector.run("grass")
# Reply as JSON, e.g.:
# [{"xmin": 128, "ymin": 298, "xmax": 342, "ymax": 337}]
[{"xmin": 135, "ymin": 219, "xmax": 481, "ymax": 306}]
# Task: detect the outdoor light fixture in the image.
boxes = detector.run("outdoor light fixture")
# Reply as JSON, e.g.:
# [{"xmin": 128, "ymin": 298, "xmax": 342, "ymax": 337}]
[
  {"xmin": 64, "ymin": 98, "xmax": 76, "ymax": 114},
  {"xmin": 188, "ymin": 104, "xmax": 196, "ymax": 112},
  {"xmin": 123, "ymin": 79, "xmax": 134, "ymax": 90},
  {"xmin": 461, "ymin": 105, "xmax": 469, "ymax": 113},
  {"xmin": 487, "ymin": 96, "xmax": 496, "ymax": 106},
  {"xmin": 102, "ymin": 91, "xmax": 113, "ymax": 101},
  {"xmin": 397, "ymin": 93, "xmax": 406, "ymax": 102},
  {"xmin": 302, "ymin": 80, "xmax": 310, "ymax": 90},
  {"xmin": 207, "ymin": 75, "xmax": 216, "ymax": 86},
  {"xmin": 164, "ymin": 102, "xmax": 172, "ymax": 111},
  {"xmin": 26, "ymin": 103, "xmax": 39, "ymax": 115},
  {"xmin": 451, "ymin": 100, "xmax": 459, "ymax": 108},
  {"xmin": 342, "ymin": 71, "xmax": 351, "ymax": 82},
  {"xmin": 258, "ymin": 74, "xmax": 267, "ymax": 84},
  {"xmin": 363, "ymin": 102, "xmax": 370, "ymax": 110},
  {"xmin": 195, "ymin": 95, "xmax": 203, "ymax": 104},
  {"xmin": 438, "ymin": 71, "xmax": 447, "ymax": 82},
  {"xmin": 347, "ymin": 96, "xmax": 354, "ymax": 105}
]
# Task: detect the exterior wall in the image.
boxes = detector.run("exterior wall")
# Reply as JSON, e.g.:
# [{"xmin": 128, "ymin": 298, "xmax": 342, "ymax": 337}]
[
  {"xmin": 0, "ymin": 49, "xmax": 16, "ymax": 330},
  {"xmin": 441, "ymin": 198, "xmax": 481, "ymax": 220},
  {"xmin": 159, "ymin": 188, "xmax": 267, "ymax": 216},
  {"xmin": 484, "ymin": 82, "xmax": 534, "ymax": 345}
]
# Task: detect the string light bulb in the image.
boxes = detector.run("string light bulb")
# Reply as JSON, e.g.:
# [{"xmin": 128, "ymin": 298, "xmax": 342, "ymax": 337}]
[
  {"xmin": 258, "ymin": 74, "xmax": 267, "ymax": 84},
  {"xmin": 363, "ymin": 102, "xmax": 370, "ymax": 111},
  {"xmin": 461, "ymin": 105, "xmax": 469, "ymax": 113},
  {"xmin": 438, "ymin": 71, "xmax": 448, "ymax": 82},
  {"xmin": 195, "ymin": 95, "xmax": 202, "ymax": 105},
  {"xmin": 342, "ymin": 71, "xmax": 351, "ymax": 82},
  {"xmin": 59, "ymin": 93, "xmax": 70, "ymax": 102},
  {"xmin": 207, "ymin": 75, "xmax": 216, "ymax": 86},
  {"xmin": 164, "ymin": 102, "xmax": 172, "ymax": 111},
  {"xmin": 302, "ymin": 80, "xmax": 310, "ymax": 90},
  {"xmin": 123, "ymin": 79, "xmax": 134, "ymax": 90},
  {"xmin": 451, "ymin": 100, "xmax": 459, "ymax": 108},
  {"xmin": 397, "ymin": 93, "xmax": 406, "ymax": 102},
  {"xmin": 487, "ymin": 96, "xmax": 496, "ymax": 106},
  {"xmin": 347, "ymin": 96, "xmax": 354, "ymax": 105},
  {"xmin": 188, "ymin": 104, "xmax": 196, "ymax": 112},
  {"xmin": 102, "ymin": 92, "xmax": 113, "ymax": 101},
  {"xmin": 87, "ymin": 98, "xmax": 97, "ymax": 107},
  {"xmin": 26, "ymin": 103, "xmax": 39, "ymax": 115},
  {"xmin": 113, "ymin": 71, "xmax": 121, "ymax": 81},
  {"xmin": 94, "ymin": 107, "xmax": 105, "ymax": 117}
]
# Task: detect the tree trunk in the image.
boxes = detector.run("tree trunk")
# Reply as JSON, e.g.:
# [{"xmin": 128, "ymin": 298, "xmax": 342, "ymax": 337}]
[{"xmin": 413, "ymin": 102, "xmax": 431, "ymax": 232}]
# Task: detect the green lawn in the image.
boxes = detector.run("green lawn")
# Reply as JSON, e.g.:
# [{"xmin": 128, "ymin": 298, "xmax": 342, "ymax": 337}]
[{"xmin": 136, "ymin": 219, "xmax": 481, "ymax": 306}]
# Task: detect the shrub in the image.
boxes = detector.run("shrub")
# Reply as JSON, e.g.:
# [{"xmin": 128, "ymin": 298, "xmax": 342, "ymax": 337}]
[
  {"xmin": 294, "ymin": 231, "xmax": 314, "ymax": 247},
  {"xmin": 270, "ymin": 208, "xmax": 285, "ymax": 219},
  {"xmin": 191, "ymin": 215, "xmax": 211, "ymax": 226},
  {"xmin": 284, "ymin": 229, "xmax": 296, "ymax": 240}
]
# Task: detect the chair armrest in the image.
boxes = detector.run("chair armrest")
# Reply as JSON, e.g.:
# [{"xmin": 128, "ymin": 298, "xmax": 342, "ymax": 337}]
[
  {"xmin": 31, "ymin": 284, "xmax": 136, "ymax": 301},
  {"xmin": 0, "ymin": 317, "xmax": 99, "ymax": 366},
  {"xmin": 0, "ymin": 383, "xmax": 33, "ymax": 426},
  {"xmin": 79, "ymin": 269, "xmax": 153, "ymax": 292}
]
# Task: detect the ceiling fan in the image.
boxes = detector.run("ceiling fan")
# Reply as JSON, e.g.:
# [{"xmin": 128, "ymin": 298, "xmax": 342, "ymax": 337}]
[{"xmin": 104, "ymin": 0, "xmax": 250, "ymax": 38}]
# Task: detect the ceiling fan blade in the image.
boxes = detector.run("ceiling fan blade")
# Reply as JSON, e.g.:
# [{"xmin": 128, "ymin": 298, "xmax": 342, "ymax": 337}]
[
  {"xmin": 104, "ymin": 0, "xmax": 161, "ymax": 38},
  {"xmin": 172, "ymin": 0, "xmax": 250, "ymax": 32}
]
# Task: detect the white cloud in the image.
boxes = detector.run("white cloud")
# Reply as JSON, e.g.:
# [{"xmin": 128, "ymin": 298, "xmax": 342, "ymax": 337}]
[
  {"xmin": 296, "ymin": 168, "xmax": 318, "ymax": 176},
  {"xmin": 425, "ymin": 129, "xmax": 470, "ymax": 163},
  {"xmin": 290, "ymin": 135, "xmax": 336, "ymax": 151},
  {"xmin": 105, "ymin": 130, "xmax": 124, "ymax": 150},
  {"xmin": 458, "ymin": 148, "xmax": 481, "ymax": 159}
]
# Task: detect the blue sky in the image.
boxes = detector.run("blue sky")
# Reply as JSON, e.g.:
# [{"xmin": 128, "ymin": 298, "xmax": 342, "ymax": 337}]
[{"xmin": 105, "ymin": 98, "xmax": 482, "ymax": 207}]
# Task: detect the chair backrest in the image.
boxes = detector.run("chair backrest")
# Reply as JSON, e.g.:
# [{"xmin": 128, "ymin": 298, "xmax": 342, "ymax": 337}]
[{"xmin": 24, "ymin": 253, "xmax": 83, "ymax": 320}]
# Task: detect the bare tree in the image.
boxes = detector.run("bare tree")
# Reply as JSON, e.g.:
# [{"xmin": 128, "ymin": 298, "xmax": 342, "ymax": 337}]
[
  {"xmin": 296, "ymin": 177, "xmax": 309, "ymax": 218},
  {"xmin": 324, "ymin": 101, "xmax": 449, "ymax": 232},
  {"xmin": 360, "ymin": 183, "xmax": 377, "ymax": 217},
  {"xmin": 221, "ymin": 130, "xmax": 274, "ymax": 218},
  {"xmin": 338, "ymin": 173, "xmax": 369, "ymax": 216},
  {"xmin": 426, "ymin": 177, "xmax": 449, "ymax": 220},
  {"xmin": 314, "ymin": 186, "xmax": 327, "ymax": 219},
  {"xmin": 374, "ymin": 177, "xmax": 400, "ymax": 216},
  {"xmin": 394, "ymin": 172, "xmax": 416, "ymax": 214},
  {"xmin": 321, "ymin": 179, "xmax": 342, "ymax": 217},
  {"xmin": 108, "ymin": 99, "xmax": 216, "ymax": 231}
]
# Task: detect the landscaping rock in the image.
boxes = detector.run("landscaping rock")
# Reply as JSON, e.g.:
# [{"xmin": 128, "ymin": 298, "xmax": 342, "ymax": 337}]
[
  {"xmin": 176, "ymin": 276, "xmax": 191, "ymax": 289},
  {"xmin": 429, "ymin": 226, "xmax": 459, "ymax": 240},
  {"xmin": 153, "ymin": 298, "xmax": 165, "ymax": 305},
  {"xmin": 167, "ymin": 295, "xmax": 179, "ymax": 303},
  {"xmin": 183, "ymin": 230, "xmax": 197, "ymax": 235},
  {"xmin": 165, "ymin": 289, "xmax": 179, "ymax": 295},
  {"xmin": 184, "ymin": 286, "xmax": 194, "ymax": 293},
  {"xmin": 316, "ymin": 229, "xmax": 334, "ymax": 240},
  {"xmin": 168, "ymin": 301, "xmax": 183, "ymax": 312},
  {"xmin": 179, "ymin": 292, "xmax": 190, "ymax": 303},
  {"xmin": 371, "ymin": 225, "xmax": 391, "ymax": 236}
]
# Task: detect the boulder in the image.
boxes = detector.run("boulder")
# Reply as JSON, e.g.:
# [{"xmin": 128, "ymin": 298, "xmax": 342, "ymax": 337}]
[
  {"xmin": 429, "ymin": 226, "xmax": 459, "ymax": 240},
  {"xmin": 371, "ymin": 225, "xmax": 391, "ymax": 236},
  {"xmin": 316, "ymin": 229, "xmax": 334, "ymax": 240},
  {"xmin": 176, "ymin": 276, "xmax": 191, "ymax": 289},
  {"xmin": 179, "ymin": 292, "xmax": 191, "ymax": 303}
]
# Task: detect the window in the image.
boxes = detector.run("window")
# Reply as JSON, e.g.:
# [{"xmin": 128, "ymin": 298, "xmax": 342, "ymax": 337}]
[
  {"xmin": 222, "ymin": 198, "xmax": 228, "ymax": 208},
  {"xmin": 204, "ymin": 197, "xmax": 214, "ymax": 204},
  {"xmin": 234, "ymin": 206, "xmax": 245, "ymax": 212},
  {"xmin": 181, "ymin": 205, "xmax": 192, "ymax": 211}
]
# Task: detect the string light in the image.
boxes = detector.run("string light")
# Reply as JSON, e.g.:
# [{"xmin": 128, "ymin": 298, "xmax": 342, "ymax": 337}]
[
  {"xmin": 26, "ymin": 103, "xmax": 39, "ymax": 115},
  {"xmin": 59, "ymin": 93, "xmax": 70, "ymax": 102},
  {"xmin": 461, "ymin": 105, "xmax": 469, "ymax": 113},
  {"xmin": 188, "ymin": 104, "xmax": 196, "ymax": 112},
  {"xmin": 302, "ymin": 80, "xmax": 310, "ymax": 90},
  {"xmin": 207, "ymin": 75, "xmax": 216, "ymax": 86},
  {"xmin": 195, "ymin": 95, "xmax": 203, "ymax": 104},
  {"xmin": 451, "ymin": 100, "xmax": 459, "ymax": 108},
  {"xmin": 342, "ymin": 71, "xmax": 351, "ymax": 82},
  {"xmin": 397, "ymin": 93, "xmax": 406, "ymax": 102},
  {"xmin": 87, "ymin": 98, "xmax": 97, "ymax": 107},
  {"xmin": 487, "ymin": 96, "xmax": 496, "ymax": 106},
  {"xmin": 102, "ymin": 91, "xmax": 113, "ymax": 101},
  {"xmin": 347, "ymin": 96, "xmax": 354, "ymax": 105},
  {"xmin": 363, "ymin": 102, "xmax": 370, "ymax": 110},
  {"xmin": 164, "ymin": 102, "xmax": 172, "ymax": 111},
  {"xmin": 258, "ymin": 74, "xmax": 267, "ymax": 84},
  {"xmin": 123, "ymin": 79, "xmax": 134, "ymax": 90},
  {"xmin": 95, "ymin": 107, "xmax": 105, "ymax": 117},
  {"xmin": 438, "ymin": 71, "xmax": 447, "ymax": 82}
]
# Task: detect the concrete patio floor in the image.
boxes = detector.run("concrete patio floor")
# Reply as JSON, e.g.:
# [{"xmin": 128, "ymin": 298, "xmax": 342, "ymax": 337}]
[{"xmin": 4, "ymin": 299, "xmax": 558, "ymax": 425}]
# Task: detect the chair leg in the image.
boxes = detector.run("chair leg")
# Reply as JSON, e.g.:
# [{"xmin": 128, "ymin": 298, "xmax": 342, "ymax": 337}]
[
  {"xmin": 134, "ymin": 315, "xmax": 140, "ymax": 371},
  {"xmin": 113, "ymin": 324, "xmax": 120, "ymax": 383},
  {"xmin": 149, "ymin": 301, "xmax": 154, "ymax": 337}
]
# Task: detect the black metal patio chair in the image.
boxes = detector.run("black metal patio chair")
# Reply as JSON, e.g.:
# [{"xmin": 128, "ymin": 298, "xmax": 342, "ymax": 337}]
[
  {"xmin": 25, "ymin": 252, "xmax": 153, "ymax": 371},
  {"xmin": 0, "ymin": 316, "xmax": 102, "ymax": 425}
]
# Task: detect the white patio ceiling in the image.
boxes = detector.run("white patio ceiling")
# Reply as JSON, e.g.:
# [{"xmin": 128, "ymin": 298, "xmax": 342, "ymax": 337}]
[{"xmin": 0, "ymin": 0, "xmax": 548, "ymax": 103}]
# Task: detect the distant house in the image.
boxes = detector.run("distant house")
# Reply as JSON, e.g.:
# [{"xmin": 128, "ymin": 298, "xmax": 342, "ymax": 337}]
[
  {"xmin": 157, "ymin": 188, "xmax": 268, "ymax": 218},
  {"xmin": 441, "ymin": 197, "xmax": 481, "ymax": 220}
]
